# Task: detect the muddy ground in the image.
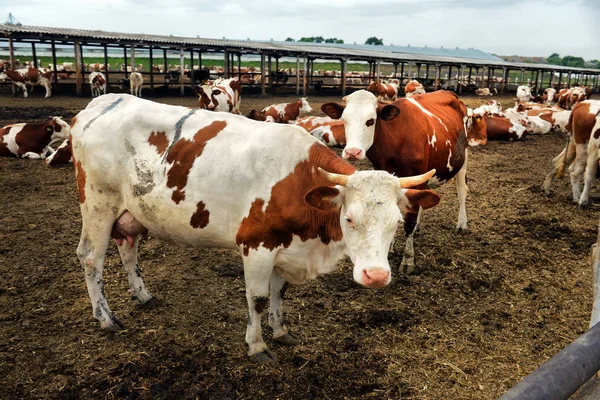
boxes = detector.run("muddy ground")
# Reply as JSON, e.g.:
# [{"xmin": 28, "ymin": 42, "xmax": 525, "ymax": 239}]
[{"xmin": 0, "ymin": 87, "xmax": 598, "ymax": 400}]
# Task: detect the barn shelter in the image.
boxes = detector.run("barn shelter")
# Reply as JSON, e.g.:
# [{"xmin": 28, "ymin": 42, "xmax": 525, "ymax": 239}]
[{"xmin": 1, "ymin": 23, "xmax": 599, "ymax": 97}]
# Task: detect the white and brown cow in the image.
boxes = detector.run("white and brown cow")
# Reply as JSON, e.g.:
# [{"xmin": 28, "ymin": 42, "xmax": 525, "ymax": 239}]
[
  {"xmin": 0, "ymin": 67, "xmax": 52, "ymax": 98},
  {"xmin": 295, "ymin": 116, "xmax": 346, "ymax": 147},
  {"xmin": 129, "ymin": 72, "xmax": 143, "ymax": 97},
  {"xmin": 0, "ymin": 117, "xmax": 70, "ymax": 159},
  {"xmin": 516, "ymin": 85, "xmax": 532, "ymax": 102},
  {"xmin": 542, "ymin": 88, "xmax": 557, "ymax": 105},
  {"xmin": 46, "ymin": 138, "xmax": 72, "ymax": 167},
  {"xmin": 367, "ymin": 81, "xmax": 398, "ymax": 101},
  {"xmin": 70, "ymin": 94, "xmax": 440, "ymax": 363},
  {"xmin": 322, "ymin": 90, "xmax": 468, "ymax": 272},
  {"xmin": 404, "ymin": 79, "xmax": 425, "ymax": 98},
  {"xmin": 259, "ymin": 98, "xmax": 313, "ymax": 123},
  {"xmin": 557, "ymin": 87, "xmax": 587, "ymax": 110},
  {"xmin": 89, "ymin": 71, "xmax": 107, "ymax": 97},
  {"xmin": 212, "ymin": 78, "xmax": 242, "ymax": 113}
]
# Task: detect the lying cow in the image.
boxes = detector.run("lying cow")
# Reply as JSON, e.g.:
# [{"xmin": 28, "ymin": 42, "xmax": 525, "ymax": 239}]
[
  {"xmin": 71, "ymin": 94, "xmax": 440, "ymax": 363},
  {"xmin": 322, "ymin": 90, "xmax": 468, "ymax": 273},
  {"xmin": 0, "ymin": 117, "xmax": 70, "ymax": 158},
  {"xmin": 89, "ymin": 71, "xmax": 106, "ymax": 97},
  {"xmin": 367, "ymin": 81, "xmax": 398, "ymax": 101},
  {"xmin": 259, "ymin": 98, "xmax": 313, "ymax": 123},
  {"xmin": 295, "ymin": 116, "xmax": 346, "ymax": 147},
  {"xmin": 0, "ymin": 67, "xmax": 53, "ymax": 98},
  {"xmin": 557, "ymin": 87, "xmax": 587, "ymax": 110},
  {"xmin": 404, "ymin": 80, "xmax": 425, "ymax": 98},
  {"xmin": 46, "ymin": 138, "xmax": 72, "ymax": 167}
]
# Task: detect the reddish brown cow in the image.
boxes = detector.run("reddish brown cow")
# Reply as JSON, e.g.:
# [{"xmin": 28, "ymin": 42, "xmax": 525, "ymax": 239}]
[
  {"xmin": 483, "ymin": 115, "xmax": 528, "ymax": 141},
  {"xmin": 295, "ymin": 116, "xmax": 346, "ymax": 147},
  {"xmin": 260, "ymin": 98, "xmax": 313, "ymax": 123},
  {"xmin": 367, "ymin": 81, "xmax": 398, "ymax": 101},
  {"xmin": 0, "ymin": 68, "xmax": 53, "ymax": 98},
  {"xmin": 0, "ymin": 117, "xmax": 70, "ymax": 159},
  {"xmin": 321, "ymin": 90, "xmax": 468, "ymax": 272},
  {"xmin": 404, "ymin": 79, "xmax": 425, "ymax": 98}
]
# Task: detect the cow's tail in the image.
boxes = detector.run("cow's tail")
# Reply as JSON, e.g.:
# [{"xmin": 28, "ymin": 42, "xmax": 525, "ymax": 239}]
[{"xmin": 542, "ymin": 134, "xmax": 574, "ymax": 194}]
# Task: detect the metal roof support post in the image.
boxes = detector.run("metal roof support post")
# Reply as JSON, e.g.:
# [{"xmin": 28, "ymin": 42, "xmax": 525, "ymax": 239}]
[
  {"xmin": 341, "ymin": 58, "xmax": 347, "ymax": 96},
  {"xmin": 31, "ymin": 43, "xmax": 37, "ymax": 68},
  {"xmin": 519, "ymin": 69, "xmax": 524, "ymax": 85},
  {"xmin": 130, "ymin": 44, "xmax": 136, "ymax": 74},
  {"xmin": 393, "ymin": 63, "xmax": 398, "ymax": 78},
  {"xmin": 149, "ymin": 46, "xmax": 154, "ymax": 89},
  {"xmin": 296, "ymin": 55, "xmax": 300, "ymax": 95},
  {"xmin": 376, "ymin": 61, "xmax": 381, "ymax": 83},
  {"xmin": 557, "ymin": 72, "xmax": 562, "ymax": 89},
  {"xmin": 502, "ymin": 68, "xmax": 508, "ymax": 93},
  {"xmin": 8, "ymin": 36, "xmax": 15, "ymax": 95},
  {"xmin": 179, "ymin": 48, "xmax": 185, "ymax": 96},
  {"xmin": 260, "ymin": 52, "xmax": 266, "ymax": 96},
  {"xmin": 400, "ymin": 62, "xmax": 405, "ymax": 80},
  {"xmin": 237, "ymin": 53, "xmax": 241, "ymax": 80},
  {"xmin": 162, "ymin": 48, "xmax": 167, "ymax": 81},
  {"xmin": 480, "ymin": 67, "xmax": 486, "ymax": 88},
  {"xmin": 123, "ymin": 47, "xmax": 128, "ymax": 78},
  {"xmin": 303, "ymin": 55, "xmax": 307, "ymax": 96},
  {"xmin": 467, "ymin": 66, "xmax": 472, "ymax": 87},
  {"xmin": 407, "ymin": 63, "xmax": 411, "ymax": 79},
  {"xmin": 425, "ymin": 63, "xmax": 430, "ymax": 85},
  {"xmin": 416, "ymin": 63, "xmax": 421, "ymax": 79},
  {"xmin": 567, "ymin": 72, "xmax": 572, "ymax": 87},
  {"xmin": 535, "ymin": 70, "xmax": 540, "ymax": 93},
  {"xmin": 447, "ymin": 65, "xmax": 452, "ymax": 90},
  {"xmin": 435, "ymin": 64, "xmax": 440, "ymax": 90},
  {"xmin": 549, "ymin": 70, "xmax": 554, "ymax": 88},
  {"xmin": 51, "ymin": 40, "xmax": 58, "ymax": 87},
  {"xmin": 74, "ymin": 41, "xmax": 83, "ymax": 96},
  {"xmin": 267, "ymin": 55, "xmax": 272, "ymax": 93},
  {"xmin": 223, "ymin": 50, "xmax": 229, "ymax": 79}
]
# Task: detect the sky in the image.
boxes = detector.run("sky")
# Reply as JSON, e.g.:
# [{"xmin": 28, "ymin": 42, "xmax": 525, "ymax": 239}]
[{"xmin": 2, "ymin": 0, "xmax": 599, "ymax": 61}]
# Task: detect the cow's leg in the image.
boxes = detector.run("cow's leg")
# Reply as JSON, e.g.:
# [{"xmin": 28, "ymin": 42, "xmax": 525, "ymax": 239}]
[
  {"xmin": 243, "ymin": 249, "xmax": 277, "ymax": 363},
  {"xmin": 401, "ymin": 207, "xmax": 423, "ymax": 274},
  {"xmin": 117, "ymin": 236, "xmax": 156, "ymax": 307},
  {"xmin": 41, "ymin": 78, "xmax": 51, "ymax": 98},
  {"xmin": 456, "ymin": 150, "xmax": 468, "ymax": 231},
  {"xmin": 15, "ymin": 82, "xmax": 28, "ymax": 98},
  {"xmin": 21, "ymin": 151, "xmax": 43, "ymax": 159},
  {"xmin": 76, "ymin": 213, "xmax": 123, "ymax": 330},
  {"xmin": 579, "ymin": 141, "xmax": 599, "ymax": 208},
  {"xmin": 569, "ymin": 144, "xmax": 588, "ymax": 203},
  {"xmin": 591, "ymin": 217, "xmax": 600, "ymax": 328},
  {"xmin": 269, "ymin": 270, "xmax": 298, "ymax": 346}
]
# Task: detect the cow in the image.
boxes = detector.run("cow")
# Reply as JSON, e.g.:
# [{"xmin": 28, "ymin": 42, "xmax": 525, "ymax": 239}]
[
  {"xmin": 246, "ymin": 109, "xmax": 275, "ymax": 122},
  {"xmin": 196, "ymin": 84, "xmax": 236, "ymax": 113},
  {"xmin": 557, "ymin": 87, "xmax": 587, "ymax": 110},
  {"xmin": 295, "ymin": 116, "xmax": 346, "ymax": 147},
  {"xmin": 46, "ymin": 138, "xmax": 72, "ymax": 166},
  {"xmin": 535, "ymin": 110, "xmax": 571, "ymax": 133},
  {"xmin": 466, "ymin": 108, "xmax": 488, "ymax": 146},
  {"xmin": 0, "ymin": 117, "xmax": 70, "ymax": 159},
  {"xmin": 0, "ymin": 67, "xmax": 52, "ymax": 98},
  {"xmin": 321, "ymin": 90, "xmax": 468, "ymax": 273},
  {"xmin": 404, "ymin": 80, "xmax": 425, "ymax": 98},
  {"xmin": 541, "ymin": 100, "xmax": 600, "ymax": 198},
  {"xmin": 129, "ymin": 72, "xmax": 143, "ymax": 97},
  {"xmin": 367, "ymin": 81, "xmax": 398, "ymax": 101},
  {"xmin": 542, "ymin": 88, "xmax": 557, "ymax": 105},
  {"xmin": 89, "ymin": 71, "xmax": 106, "ymax": 97},
  {"xmin": 212, "ymin": 78, "xmax": 242, "ymax": 113},
  {"xmin": 473, "ymin": 100, "xmax": 502, "ymax": 116},
  {"xmin": 484, "ymin": 114, "xmax": 528, "ymax": 141},
  {"xmin": 516, "ymin": 85, "xmax": 532, "ymax": 102},
  {"xmin": 70, "ymin": 93, "xmax": 440, "ymax": 363},
  {"xmin": 260, "ymin": 98, "xmax": 313, "ymax": 123},
  {"xmin": 475, "ymin": 88, "xmax": 496, "ymax": 96}
]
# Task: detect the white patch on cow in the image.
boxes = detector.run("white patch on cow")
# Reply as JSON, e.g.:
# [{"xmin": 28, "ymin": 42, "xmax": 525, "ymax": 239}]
[
  {"xmin": 427, "ymin": 176, "xmax": 446, "ymax": 188},
  {"xmin": 428, "ymin": 132, "xmax": 437, "ymax": 147},
  {"xmin": 446, "ymin": 149, "xmax": 453, "ymax": 172},
  {"xmin": 406, "ymin": 97, "xmax": 449, "ymax": 132},
  {"xmin": 339, "ymin": 90, "xmax": 379, "ymax": 159},
  {"xmin": 588, "ymin": 101, "xmax": 600, "ymax": 116},
  {"xmin": 2, "ymin": 124, "xmax": 24, "ymax": 155},
  {"xmin": 508, "ymin": 122, "xmax": 528, "ymax": 139},
  {"xmin": 516, "ymin": 85, "xmax": 532, "ymax": 102}
]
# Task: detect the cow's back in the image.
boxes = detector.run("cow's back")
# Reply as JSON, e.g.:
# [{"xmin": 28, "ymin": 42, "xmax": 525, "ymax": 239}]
[{"xmin": 571, "ymin": 101, "xmax": 600, "ymax": 144}]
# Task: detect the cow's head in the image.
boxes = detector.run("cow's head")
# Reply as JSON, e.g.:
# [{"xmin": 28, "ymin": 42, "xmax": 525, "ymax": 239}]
[
  {"xmin": 467, "ymin": 109, "xmax": 487, "ymax": 146},
  {"xmin": 544, "ymin": 88, "xmax": 556, "ymax": 104},
  {"xmin": 48, "ymin": 117, "xmax": 70, "ymax": 144},
  {"xmin": 305, "ymin": 168, "xmax": 439, "ymax": 288},
  {"xmin": 516, "ymin": 85, "xmax": 532, "ymax": 102},
  {"xmin": 300, "ymin": 97, "xmax": 313, "ymax": 114},
  {"xmin": 321, "ymin": 90, "xmax": 381, "ymax": 161},
  {"xmin": 196, "ymin": 85, "xmax": 215, "ymax": 110}
]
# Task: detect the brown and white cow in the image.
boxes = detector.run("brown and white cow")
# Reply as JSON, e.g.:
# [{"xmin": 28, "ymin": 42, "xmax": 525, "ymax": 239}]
[
  {"xmin": 404, "ymin": 79, "xmax": 425, "ymax": 98},
  {"xmin": 70, "ymin": 94, "xmax": 440, "ymax": 363},
  {"xmin": 295, "ymin": 116, "xmax": 346, "ymax": 147},
  {"xmin": 89, "ymin": 71, "xmax": 107, "ymax": 97},
  {"xmin": 557, "ymin": 87, "xmax": 587, "ymax": 110},
  {"xmin": 367, "ymin": 81, "xmax": 398, "ymax": 101},
  {"xmin": 0, "ymin": 117, "xmax": 70, "ymax": 159},
  {"xmin": 542, "ymin": 100, "xmax": 600, "ymax": 198},
  {"xmin": 322, "ymin": 90, "xmax": 468, "ymax": 272},
  {"xmin": 0, "ymin": 67, "xmax": 52, "ymax": 98},
  {"xmin": 542, "ymin": 88, "xmax": 557, "ymax": 105},
  {"xmin": 213, "ymin": 78, "xmax": 242, "ymax": 113},
  {"xmin": 129, "ymin": 72, "xmax": 143, "ymax": 97},
  {"xmin": 516, "ymin": 85, "xmax": 532, "ymax": 102},
  {"xmin": 260, "ymin": 98, "xmax": 313, "ymax": 123},
  {"xmin": 46, "ymin": 138, "xmax": 72, "ymax": 166},
  {"xmin": 466, "ymin": 108, "xmax": 488, "ymax": 146}
]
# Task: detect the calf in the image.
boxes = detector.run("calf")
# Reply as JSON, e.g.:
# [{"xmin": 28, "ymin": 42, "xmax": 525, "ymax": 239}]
[
  {"xmin": 0, "ymin": 67, "xmax": 52, "ymax": 98},
  {"xmin": 295, "ymin": 116, "xmax": 346, "ymax": 147},
  {"xmin": 71, "ymin": 94, "xmax": 439, "ymax": 362},
  {"xmin": 404, "ymin": 79, "xmax": 425, "ymax": 98},
  {"xmin": 261, "ymin": 98, "xmax": 313, "ymax": 123},
  {"xmin": 367, "ymin": 81, "xmax": 398, "ymax": 101},
  {"xmin": 89, "ymin": 71, "xmax": 106, "ymax": 97},
  {"xmin": 322, "ymin": 90, "xmax": 468, "ymax": 272},
  {"xmin": 129, "ymin": 72, "xmax": 143, "ymax": 97},
  {"xmin": 0, "ymin": 117, "xmax": 70, "ymax": 159}
]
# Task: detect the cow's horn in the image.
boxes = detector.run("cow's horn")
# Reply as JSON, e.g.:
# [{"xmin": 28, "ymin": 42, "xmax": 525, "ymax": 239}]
[
  {"xmin": 398, "ymin": 169, "xmax": 436, "ymax": 188},
  {"xmin": 318, "ymin": 167, "xmax": 348, "ymax": 186}
]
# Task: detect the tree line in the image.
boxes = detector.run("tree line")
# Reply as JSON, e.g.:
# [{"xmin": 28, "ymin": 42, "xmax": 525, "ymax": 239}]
[{"xmin": 547, "ymin": 53, "xmax": 599, "ymax": 69}]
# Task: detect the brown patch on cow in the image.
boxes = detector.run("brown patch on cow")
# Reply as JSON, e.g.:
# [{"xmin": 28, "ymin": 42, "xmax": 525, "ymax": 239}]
[
  {"xmin": 166, "ymin": 120, "xmax": 227, "ymax": 204},
  {"xmin": 538, "ymin": 113, "xmax": 555, "ymax": 125},
  {"xmin": 236, "ymin": 144, "xmax": 355, "ymax": 255},
  {"xmin": 0, "ymin": 120, "xmax": 58, "ymax": 158},
  {"xmin": 190, "ymin": 201, "xmax": 210, "ymax": 229},
  {"xmin": 47, "ymin": 139, "xmax": 73, "ymax": 167},
  {"xmin": 322, "ymin": 132, "xmax": 331, "ymax": 144},
  {"xmin": 75, "ymin": 160, "xmax": 87, "ymax": 203},
  {"xmin": 571, "ymin": 103, "xmax": 598, "ymax": 145},
  {"xmin": 148, "ymin": 131, "xmax": 169, "ymax": 156},
  {"xmin": 282, "ymin": 100, "xmax": 301, "ymax": 123}
]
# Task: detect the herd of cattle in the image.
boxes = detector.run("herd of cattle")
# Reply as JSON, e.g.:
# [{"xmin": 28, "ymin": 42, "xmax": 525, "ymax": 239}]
[{"xmin": 2, "ymin": 74, "xmax": 600, "ymax": 363}]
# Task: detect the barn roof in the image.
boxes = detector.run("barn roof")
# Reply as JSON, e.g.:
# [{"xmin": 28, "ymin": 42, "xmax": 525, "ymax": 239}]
[{"xmin": 0, "ymin": 23, "xmax": 599, "ymax": 74}]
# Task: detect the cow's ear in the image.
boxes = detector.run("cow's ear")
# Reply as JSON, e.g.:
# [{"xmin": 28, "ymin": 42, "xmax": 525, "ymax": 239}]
[
  {"xmin": 305, "ymin": 186, "xmax": 343, "ymax": 211},
  {"xmin": 380, "ymin": 104, "xmax": 400, "ymax": 121},
  {"xmin": 398, "ymin": 189, "xmax": 440, "ymax": 214},
  {"xmin": 321, "ymin": 102, "xmax": 345, "ymax": 119}
]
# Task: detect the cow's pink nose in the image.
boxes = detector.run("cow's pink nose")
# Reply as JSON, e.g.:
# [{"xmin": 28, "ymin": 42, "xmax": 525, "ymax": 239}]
[
  {"xmin": 344, "ymin": 147, "xmax": 363, "ymax": 160},
  {"xmin": 362, "ymin": 268, "xmax": 390, "ymax": 288}
]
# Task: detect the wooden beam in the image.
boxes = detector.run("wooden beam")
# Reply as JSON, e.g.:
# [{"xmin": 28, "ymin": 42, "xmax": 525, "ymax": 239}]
[
  {"xmin": 260, "ymin": 52, "xmax": 266, "ymax": 95},
  {"xmin": 341, "ymin": 58, "xmax": 347, "ymax": 96},
  {"xmin": 296, "ymin": 55, "xmax": 300, "ymax": 95},
  {"xmin": 74, "ymin": 40, "xmax": 83, "ymax": 96},
  {"xmin": 149, "ymin": 46, "xmax": 154, "ymax": 88},
  {"xmin": 179, "ymin": 48, "xmax": 184, "ymax": 96},
  {"xmin": 104, "ymin": 44, "xmax": 109, "ymax": 89},
  {"xmin": 51, "ymin": 40, "xmax": 58, "ymax": 87}
]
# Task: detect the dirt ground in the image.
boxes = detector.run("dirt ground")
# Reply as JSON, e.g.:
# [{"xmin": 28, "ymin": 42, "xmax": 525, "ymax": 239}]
[{"xmin": 0, "ymin": 87, "xmax": 598, "ymax": 400}]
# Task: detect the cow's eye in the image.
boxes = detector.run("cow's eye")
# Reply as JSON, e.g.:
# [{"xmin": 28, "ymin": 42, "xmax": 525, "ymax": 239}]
[
  {"xmin": 345, "ymin": 216, "xmax": 354, "ymax": 227},
  {"xmin": 366, "ymin": 118, "xmax": 375, "ymax": 127}
]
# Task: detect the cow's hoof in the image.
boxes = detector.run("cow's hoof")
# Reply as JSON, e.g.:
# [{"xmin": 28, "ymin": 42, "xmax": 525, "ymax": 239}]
[
  {"xmin": 578, "ymin": 202, "xmax": 590, "ymax": 210},
  {"xmin": 249, "ymin": 349, "xmax": 277, "ymax": 364},
  {"xmin": 400, "ymin": 261, "xmax": 418, "ymax": 275},
  {"xmin": 274, "ymin": 332, "xmax": 300, "ymax": 346},
  {"xmin": 456, "ymin": 226, "xmax": 469, "ymax": 233},
  {"xmin": 137, "ymin": 297, "xmax": 161, "ymax": 309},
  {"xmin": 101, "ymin": 315, "xmax": 125, "ymax": 331}
]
